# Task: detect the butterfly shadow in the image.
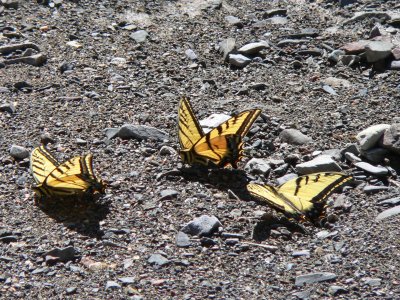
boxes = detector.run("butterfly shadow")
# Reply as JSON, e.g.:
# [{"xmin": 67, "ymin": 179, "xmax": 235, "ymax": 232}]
[{"xmin": 36, "ymin": 195, "xmax": 111, "ymax": 238}]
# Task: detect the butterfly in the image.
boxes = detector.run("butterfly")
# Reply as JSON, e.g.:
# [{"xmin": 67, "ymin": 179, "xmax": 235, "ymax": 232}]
[
  {"xmin": 247, "ymin": 172, "xmax": 352, "ymax": 223},
  {"xmin": 178, "ymin": 96, "xmax": 261, "ymax": 168},
  {"xmin": 30, "ymin": 146, "xmax": 106, "ymax": 199}
]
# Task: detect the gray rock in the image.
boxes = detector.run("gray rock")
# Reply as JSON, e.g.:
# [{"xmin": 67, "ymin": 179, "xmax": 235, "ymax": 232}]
[
  {"xmin": 344, "ymin": 152, "xmax": 362, "ymax": 163},
  {"xmin": 148, "ymin": 254, "xmax": 170, "ymax": 267},
  {"xmin": 291, "ymin": 290, "xmax": 311, "ymax": 299},
  {"xmin": 356, "ymin": 124, "xmax": 390, "ymax": 151},
  {"xmin": 292, "ymin": 250, "xmax": 310, "ymax": 257},
  {"xmin": 323, "ymin": 77, "xmax": 351, "ymax": 88},
  {"xmin": 0, "ymin": 236, "xmax": 18, "ymax": 243},
  {"xmin": 316, "ymin": 230, "xmax": 338, "ymax": 239},
  {"xmin": 354, "ymin": 162, "xmax": 388, "ymax": 176},
  {"xmin": 182, "ymin": 215, "xmax": 222, "ymax": 237},
  {"xmin": 263, "ymin": 8, "xmax": 287, "ymax": 18},
  {"xmin": 65, "ymin": 287, "xmax": 77, "ymax": 295},
  {"xmin": 340, "ymin": 55, "xmax": 360, "ymax": 66},
  {"xmin": 10, "ymin": 145, "xmax": 29, "ymax": 159},
  {"xmin": 238, "ymin": 41, "xmax": 268, "ymax": 55},
  {"xmin": 365, "ymin": 41, "xmax": 394, "ymax": 63},
  {"xmin": 45, "ymin": 246, "xmax": 76, "ymax": 264},
  {"xmin": 265, "ymin": 16, "xmax": 288, "ymax": 25},
  {"xmin": 176, "ymin": 231, "xmax": 191, "ymax": 247},
  {"xmin": 224, "ymin": 16, "xmax": 243, "ymax": 28},
  {"xmin": 279, "ymin": 129, "xmax": 312, "ymax": 145},
  {"xmin": 364, "ymin": 277, "xmax": 382, "ymax": 286},
  {"xmin": 105, "ymin": 281, "xmax": 121, "ymax": 290},
  {"xmin": 244, "ymin": 158, "xmax": 271, "ymax": 176},
  {"xmin": 159, "ymin": 189, "xmax": 179, "ymax": 200},
  {"xmin": 328, "ymin": 50, "xmax": 345, "ymax": 63},
  {"xmin": 118, "ymin": 124, "xmax": 169, "ymax": 142},
  {"xmin": 0, "ymin": 102, "xmax": 16, "ymax": 113},
  {"xmin": 321, "ymin": 84, "xmax": 337, "ymax": 95},
  {"xmin": 159, "ymin": 145, "xmax": 176, "ymax": 156},
  {"xmin": 276, "ymin": 173, "xmax": 298, "ymax": 186},
  {"xmin": 103, "ymin": 127, "xmax": 119, "ymax": 140},
  {"xmin": 341, "ymin": 40, "xmax": 369, "ymax": 54},
  {"xmin": 361, "ymin": 148, "xmax": 389, "ymax": 163},
  {"xmin": 376, "ymin": 205, "xmax": 400, "ymax": 221},
  {"xmin": 228, "ymin": 54, "xmax": 251, "ymax": 67},
  {"xmin": 296, "ymin": 155, "xmax": 342, "ymax": 174},
  {"xmin": 219, "ymin": 38, "xmax": 236, "ymax": 61},
  {"xmin": 76, "ymin": 138, "xmax": 87, "ymax": 146},
  {"xmin": 379, "ymin": 197, "xmax": 400, "ymax": 206},
  {"xmin": 277, "ymin": 39, "xmax": 308, "ymax": 47},
  {"xmin": 295, "ymin": 272, "xmax": 337, "ymax": 286},
  {"xmin": 390, "ymin": 60, "xmax": 400, "ymax": 70},
  {"xmin": 363, "ymin": 185, "xmax": 389, "ymax": 194},
  {"xmin": 381, "ymin": 124, "xmax": 400, "ymax": 154},
  {"xmin": 130, "ymin": 30, "xmax": 148, "ymax": 42},
  {"xmin": 118, "ymin": 277, "xmax": 135, "ymax": 284},
  {"xmin": 185, "ymin": 49, "xmax": 197, "ymax": 60},
  {"xmin": 343, "ymin": 11, "xmax": 391, "ymax": 25},
  {"xmin": 328, "ymin": 285, "xmax": 348, "ymax": 296}
]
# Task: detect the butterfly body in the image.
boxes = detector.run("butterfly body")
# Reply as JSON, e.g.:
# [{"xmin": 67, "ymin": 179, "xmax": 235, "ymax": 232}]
[
  {"xmin": 178, "ymin": 97, "xmax": 261, "ymax": 168},
  {"xmin": 30, "ymin": 146, "xmax": 105, "ymax": 199},
  {"xmin": 247, "ymin": 172, "xmax": 352, "ymax": 223}
]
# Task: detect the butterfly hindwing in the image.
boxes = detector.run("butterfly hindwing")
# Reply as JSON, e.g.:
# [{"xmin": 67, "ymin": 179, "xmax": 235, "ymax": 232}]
[{"xmin": 247, "ymin": 172, "xmax": 352, "ymax": 223}]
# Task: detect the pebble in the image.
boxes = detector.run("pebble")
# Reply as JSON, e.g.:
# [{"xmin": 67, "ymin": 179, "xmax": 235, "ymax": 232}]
[
  {"xmin": 381, "ymin": 123, "xmax": 400, "ymax": 154},
  {"xmin": 364, "ymin": 277, "xmax": 381, "ymax": 286},
  {"xmin": 181, "ymin": 215, "xmax": 222, "ymax": 237},
  {"xmin": 148, "ymin": 254, "xmax": 170, "ymax": 267},
  {"xmin": 0, "ymin": 102, "xmax": 16, "ymax": 113},
  {"xmin": 378, "ymin": 197, "xmax": 400, "ymax": 206},
  {"xmin": 296, "ymin": 155, "xmax": 341, "ymax": 174},
  {"xmin": 238, "ymin": 41, "xmax": 269, "ymax": 55},
  {"xmin": 103, "ymin": 128, "xmax": 119, "ymax": 140},
  {"xmin": 323, "ymin": 77, "xmax": 351, "ymax": 88},
  {"xmin": 279, "ymin": 129, "xmax": 312, "ymax": 145},
  {"xmin": 265, "ymin": 16, "xmax": 288, "ymax": 25},
  {"xmin": 356, "ymin": 124, "xmax": 390, "ymax": 151},
  {"xmin": 263, "ymin": 8, "xmax": 287, "ymax": 18},
  {"xmin": 363, "ymin": 185, "xmax": 390, "ymax": 194},
  {"xmin": 199, "ymin": 113, "xmax": 231, "ymax": 133},
  {"xmin": 365, "ymin": 41, "xmax": 394, "ymax": 63},
  {"xmin": 105, "ymin": 281, "xmax": 121, "ymax": 290},
  {"xmin": 159, "ymin": 189, "xmax": 179, "ymax": 200},
  {"xmin": 376, "ymin": 205, "xmax": 400, "ymax": 221},
  {"xmin": 159, "ymin": 145, "xmax": 176, "ymax": 156},
  {"xmin": 328, "ymin": 285, "xmax": 348, "ymax": 296},
  {"xmin": 76, "ymin": 138, "xmax": 87, "ymax": 146},
  {"xmin": 130, "ymin": 30, "xmax": 148, "ymax": 42},
  {"xmin": 219, "ymin": 38, "xmax": 236, "ymax": 61},
  {"xmin": 343, "ymin": 11, "xmax": 390, "ymax": 25},
  {"xmin": 185, "ymin": 49, "xmax": 197, "ymax": 60},
  {"xmin": 276, "ymin": 173, "xmax": 298, "ymax": 186},
  {"xmin": 244, "ymin": 158, "xmax": 271, "ymax": 176},
  {"xmin": 392, "ymin": 47, "xmax": 400, "ymax": 60},
  {"xmin": 328, "ymin": 49, "xmax": 345, "ymax": 63},
  {"xmin": 65, "ymin": 287, "xmax": 77, "ymax": 295},
  {"xmin": 341, "ymin": 54, "xmax": 360, "ymax": 66},
  {"xmin": 66, "ymin": 41, "xmax": 82, "ymax": 49},
  {"xmin": 45, "ymin": 246, "xmax": 76, "ymax": 264},
  {"xmin": 390, "ymin": 60, "xmax": 400, "ymax": 70},
  {"xmin": 176, "ymin": 231, "xmax": 191, "ymax": 248},
  {"xmin": 228, "ymin": 54, "xmax": 251, "ymax": 67},
  {"xmin": 321, "ymin": 84, "xmax": 337, "ymax": 95},
  {"xmin": 9, "ymin": 145, "xmax": 29, "ymax": 159},
  {"xmin": 277, "ymin": 39, "xmax": 308, "ymax": 47},
  {"xmin": 295, "ymin": 272, "xmax": 337, "ymax": 286},
  {"xmin": 0, "ymin": 236, "xmax": 18, "ymax": 243},
  {"xmin": 354, "ymin": 162, "xmax": 388, "ymax": 176},
  {"xmin": 291, "ymin": 290, "xmax": 310, "ymax": 299},
  {"xmin": 118, "ymin": 124, "xmax": 169, "ymax": 142},
  {"xmin": 224, "ymin": 16, "xmax": 243, "ymax": 28},
  {"xmin": 118, "ymin": 277, "xmax": 135, "ymax": 284},
  {"xmin": 292, "ymin": 250, "xmax": 310, "ymax": 257},
  {"xmin": 341, "ymin": 40, "xmax": 369, "ymax": 54}
]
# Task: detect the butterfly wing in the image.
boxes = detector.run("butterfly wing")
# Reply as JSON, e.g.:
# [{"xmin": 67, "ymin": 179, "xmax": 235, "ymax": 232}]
[
  {"xmin": 192, "ymin": 109, "xmax": 261, "ymax": 167},
  {"xmin": 178, "ymin": 97, "xmax": 204, "ymax": 150},
  {"xmin": 30, "ymin": 146, "xmax": 60, "ymax": 184}
]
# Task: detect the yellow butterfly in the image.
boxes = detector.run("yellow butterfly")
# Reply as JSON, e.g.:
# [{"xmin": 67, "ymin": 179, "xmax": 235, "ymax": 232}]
[
  {"xmin": 178, "ymin": 96, "xmax": 261, "ymax": 168},
  {"xmin": 30, "ymin": 146, "xmax": 106, "ymax": 199},
  {"xmin": 247, "ymin": 172, "xmax": 352, "ymax": 223}
]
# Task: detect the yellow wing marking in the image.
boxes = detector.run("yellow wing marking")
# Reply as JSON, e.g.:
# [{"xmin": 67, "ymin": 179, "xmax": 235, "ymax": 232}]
[
  {"xmin": 30, "ymin": 146, "xmax": 59, "ymax": 184},
  {"xmin": 178, "ymin": 96, "xmax": 204, "ymax": 150}
]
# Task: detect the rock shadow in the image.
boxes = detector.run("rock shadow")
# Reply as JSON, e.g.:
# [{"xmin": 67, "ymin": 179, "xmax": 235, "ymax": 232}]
[{"xmin": 253, "ymin": 216, "xmax": 308, "ymax": 242}]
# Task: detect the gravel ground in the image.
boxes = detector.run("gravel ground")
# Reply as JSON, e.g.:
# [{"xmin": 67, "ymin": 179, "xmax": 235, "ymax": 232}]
[{"xmin": 1, "ymin": 0, "xmax": 400, "ymax": 299}]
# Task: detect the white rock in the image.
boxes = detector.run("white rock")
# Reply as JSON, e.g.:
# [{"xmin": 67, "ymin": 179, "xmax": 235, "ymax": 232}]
[
  {"xmin": 279, "ymin": 129, "xmax": 312, "ymax": 145},
  {"xmin": 296, "ymin": 155, "xmax": 342, "ymax": 174},
  {"xmin": 376, "ymin": 205, "xmax": 400, "ymax": 221},
  {"xmin": 228, "ymin": 54, "xmax": 251, "ymax": 67},
  {"xmin": 244, "ymin": 158, "xmax": 271, "ymax": 176},
  {"xmin": 356, "ymin": 124, "xmax": 390, "ymax": 151},
  {"xmin": 199, "ymin": 113, "xmax": 231, "ymax": 133},
  {"xmin": 238, "ymin": 41, "xmax": 269, "ymax": 55},
  {"xmin": 354, "ymin": 162, "xmax": 388, "ymax": 176}
]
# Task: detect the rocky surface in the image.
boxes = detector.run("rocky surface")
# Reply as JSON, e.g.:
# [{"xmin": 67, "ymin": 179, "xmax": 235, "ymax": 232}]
[{"xmin": 1, "ymin": 0, "xmax": 400, "ymax": 299}]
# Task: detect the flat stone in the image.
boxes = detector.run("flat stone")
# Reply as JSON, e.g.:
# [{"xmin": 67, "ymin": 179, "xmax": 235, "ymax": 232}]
[
  {"xmin": 176, "ymin": 231, "xmax": 191, "ymax": 247},
  {"xmin": 295, "ymin": 272, "xmax": 337, "ymax": 286},
  {"xmin": 118, "ymin": 124, "xmax": 169, "ymax": 142},
  {"xmin": 103, "ymin": 127, "xmax": 119, "ymax": 140},
  {"xmin": 376, "ymin": 205, "xmax": 400, "ymax": 221},
  {"xmin": 118, "ymin": 277, "xmax": 135, "ymax": 284},
  {"xmin": 263, "ymin": 8, "xmax": 287, "ymax": 18},
  {"xmin": 276, "ymin": 173, "xmax": 298, "ymax": 186},
  {"xmin": 321, "ymin": 84, "xmax": 337, "ymax": 95},
  {"xmin": 340, "ymin": 40, "xmax": 369, "ymax": 54},
  {"xmin": 356, "ymin": 124, "xmax": 390, "ymax": 151},
  {"xmin": 244, "ymin": 158, "xmax": 271, "ymax": 176},
  {"xmin": 292, "ymin": 250, "xmax": 310, "ymax": 257},
  {"xmin": 296, "ymin": 155, "xmax": 342, "ymax": 174},
  {"xmin": 328, "ymin": 50, "xmax": 345, "ymax": 63},
  {"xmin": 238, "ymin": 41, "xmax": 269, "ymax": 55},
  {"xmin": 185, "ymin": 49, "xmax": 197, "ymax": 60},
  {"xmin": 328, "ymin": 285, "xmax": 348, "ymax": 296},
  {"xmin": 365, "ymin": 41, "xmax": 394, "ymax": 63},
  {"xmin": 130, "ymin": 30, "xmax": 148, "ymax": 42},
  {"xmin": 265, "ymin": 16, "xmax": 288, "ymax": 25},
  {"xmin": 10, "ymin": 145, "xmax": 29, "ymax": 159},
  {"xmin": 364, "ymin": 277, "xmax": 382, "ymax": 286},
  {"xmin": 381, "ymin": 124, "xmax": 400, "ymax": 154},
  {"xmin": 363, "ymin": 185, "xmax": 390, "ymax": 194},
  {"xmin": 344, "ymin": 152, "xmax": 362, "ymax": 163},
  {"xmin": 105, "ymin": 281, "xmax": 121, "ymax": 290},
  {"xmin": 45, "ymin": 246, "xmax": 76, "ymax": 264},
  {"xmin": 279, "ymin": 129, "xmax": 312, "ymax": 145},
  {"xmin": 354, "ymin": 162, "xmax": 388, "ymax": 176},
  {"xmin": 224, "ymin": 16, "xmax": 243, "ymax": 28},
  {"xmin": 159, "ymin": 189, "xmax": 179, "ymax": 200},
  {"xmin": 379, "ymin": 197, "xmax": 400, "ymax": 206},
  {"xmin": 228, "ymin": 54, "xmax": 251, "ymax": 67},
  {"xmin": 343, "ymin": 11, "xmax": 391, "ymax": 25},
  {"xmin": 65, "ymin": 287, "xmax": 77, "ymax": 295},
  {"xmin": 148, "ymin": 254, "xmax": 170, "ymax": 267},
  {"xmin": 181, "ymin": 215, "xmax": 222, "ymax": 237},
  {"xmin": 277, "ymin": 39, "xmax": 308, "ymax": 47},
  {"xmin": 340, "ymin": 55, "xmax": 360, "ymax": 66}
]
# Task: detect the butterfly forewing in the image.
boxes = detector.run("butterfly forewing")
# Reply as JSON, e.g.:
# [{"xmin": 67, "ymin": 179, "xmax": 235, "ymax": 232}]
[
  {"xmin": 30, "ymin": 146, "xmax": 60, "ymax": 184},
  {"xmin": 178, "ymin": 97, "xmax": 204, "ymax": 150}
]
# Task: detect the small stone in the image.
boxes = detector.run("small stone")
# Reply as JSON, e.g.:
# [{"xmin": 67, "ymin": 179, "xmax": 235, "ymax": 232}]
[
  {"xmin": 105, "ymin": 281, "xmax": 121, "ymax": 290},
  {"xmin": 228, "ymin": 54, "xmax": 251, "ymax": 67},
  {"xmin": 159, "ymin": 146, "xmax": 176, "ymax": 156},
  {"xmin": 103, "ymin": 128, "xmax": 119, "ymax": 140},
  {"xmin": 328, "ymin": 285, "xmax": 348, "ymax": 296},
  {"xmin": 341, "ymin": 40, "xmax": 369, "ymax": 54},
  {"xmin": 323, "ymin": 77, "xmax": 351, "ymax": 88},
  {"xmin": 340, "ymin": 55, "xmax": 360, "ymax": 66},
  {"xmin": 110, "ymin": 57, "xmax": 127, "ymax": 65},
  {"xmin": 265, "ymin": 16, "xmax": 288, "ymax": 25},
  {"xmin": 66, "ymin": 41, "xmax": 82, "ymax": 49},
  {"xmin": 364, "ymin": 277, "xmax": 382, "ymax": 287},
  {"xmin": 199, "ymin": 113, "xmax": 231, "ymax": 133},
  {"xmin": 292, "ymin": 250, "xmax": 310, "ymax": 257},
  {"xmin": 148, "ymin": 254, "xmax": 170, "ymax": 267},
  {"xmin": 65, "ymin": 287, "xmax": 77, "ymax": 295},
  {"xmin": 363, "ymin": 185, "xmax": 389, "ymax": 194},
  {"xmin": 0, "ymin": 236, "xmax": 18, "ymax": 243},
  {"xmin": 130, "ymin": 30, "xmax": 148, "ymax": 42},
  {"xmin": 376, "ymin": 205, "xmax": 400, "ymax": 221},
  {"xmin": 0, "ymin": 102, "xmax": 16, "ymax": 113},
  {"xmin": 10, "ymin": 145, "xmax": 29, "ymax": 159},
  {"xmin": 238, "ymin": 41, "xmax": 269, "ymax": 55},
  {"xmin": 295, "ymin": 272, "xmax": 337, "ymax": 286},
  {"xmin": 118, "ymin": 124, "xmax": 169, "ymax": 142},
  {"xmin": 76, "ymin": 138, "xmax": 87, "ymax": 146},
  {"xmin": 263, "ymin": 8, "xmax": 287, "ymax": 18},
  {"xmin": 321, "ymin": 84, "xmax": 337, "ymax": 95},
  {"xmin": 118, "ymin": 277, "xmax": 135, "ymax": 284},
  {"xmin": 362, "ymin": 148, "xmax": 389, "ymax": 163},
  {"xmin": 365, "ymin": 41, "xmax": 394, "ymax": 63},
  {"xmin": 354, "ymin": 162, "xmax": 388, "ymax": 176},
  {"xmin": 181, "ymin": 215, "xmax": 222, "ymax": 237},
  {"xmin": 392, "ymin": 47, "xmax": 400, "ymax": 60},
  {"xmin": 185, "ymin": 49, "xmax": 197, "ymax": 60},
  {"xmin": 344, "ymin": 152, "xmax": 362, "ymax": 163},
  {"xmin": 159, "ymin": 189, "xmax": 179, "ymax": 200},
  {"xmin": 176, "ymin": 231, "xmax": 191, "ymax": 248},
  {"xmin": 356, "ymin": 124, "xmax": 390, "ymax": 151},
  {"xmin": 379, "ymin": 197, "xmax": 400, "ymax": 206},
  {"xmin": 328, "ymin": 50, "xmax": 345, "ymax": 63},
  {"xmin": 244, "ymin": 158, "xmax": 271, "ymax": 176},
  {"xmin": 21, "ymin": 54, "xmax": 47, "ymax": 66},
  {"xmin": 219, "ymin": 38, "xmax": 236, "ymax": 61},
  {"xmin": 225, "ymin": 16, "xmax": 243, "ymax": 28},
  {"xmin": 277, "ymin": 39, "xmax": 308, "ymax": 47},
  {"xmin": 390, "ymin": 61, "xmax": 400, "ymax": 70},
  {"xmin": 279, "ymin": 129, "xmax": 312, "ymax": 145},
  {"xmin": 296, "ymin": 155, "xmax": 342, "ymax": 174}
]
